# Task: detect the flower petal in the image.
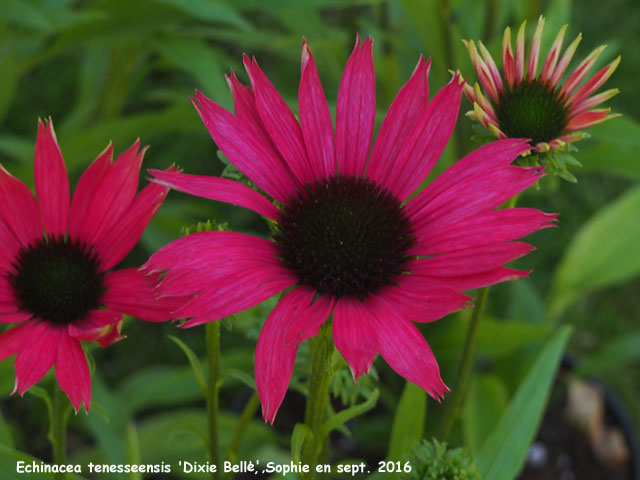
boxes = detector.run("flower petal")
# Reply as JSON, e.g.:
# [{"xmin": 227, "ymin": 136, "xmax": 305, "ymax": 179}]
[
  {"xmin": 244, "ymin": 55, "xmax": 315, "ymax": 184},
  {"xmin": 70, "ymin": 140, "xmax": 144, "ymax": 251},
  {"xmin": 299, "ymin": 38, "xmax": 336, "ymax": 178},
  {"xmin": 0, "ymin": 166, "xmax": 42, "ymax": 248},
  {"xmin": 192, "ymin": 91, "xmax": 298, "ymax": 203},
  {"xmin": 255, "ymin": 287, "xmax": 333, "ymax": 423},
  {"xmin": 384, "ymin": 74, "xmax": 463, "ymax": 201},
  {"xmin": 93, "ymin": 171, "xmax": 173, "ymax": 270},
  {"xmin": 68, "ymin": 142, "xmax": 114, "ymax": 240},
  {"xmin": 333, "ymin": 297, "xmax": 378, "ymax": 380},
  {"xmin": 367, "ymin": 56, "xmax": 431, "ymax": 189},
  {"xmin": 407, "ymin": 139, "xmax": 532, "ymax": 218},
  {"xmin": 150, "ymin": 169, "xmax": 279, "ymax": 221},
  {"xmin": 373, "ymin": 276, "xmax": 470, "ymax": 323},
  {"xmin": 14, "ymin": 321, "xmax": 62, "ymax": 395},
  {"xmin": 103, "ymin": 269, "xmax": 180, "ymax": 322},
  {"xmin": 0, "ymin": 321, "xmax": 31, "ymax": 360},
  {"xmin": 68, "ymin": 309, "xmax": 123, "ymax": 347},
  {"xmin": 34, "ymin": 119, "xmax": 69, "ymax": 237},
  {"xmin": 336, "ymin": 36, "xmax": 375, "ymax": 176},
  {"xmin": 55, "ymin": 333, "xmax": 91, "ymax": 413},
  {"xmin": 145, "ymin": 231, "xmax": 297, "ymax": 327},
  {"xmin": 373, "ymin": 308, "xmax": 448, "ymax": 400},
  {"xmin": 412, "ymin": 208, "xmax": 557, "ymax": 255}
]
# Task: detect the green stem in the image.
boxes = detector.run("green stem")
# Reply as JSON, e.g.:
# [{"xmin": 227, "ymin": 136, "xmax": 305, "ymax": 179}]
[
  {"xmin": 437, "ymin": 287, "xmax": 489, "ymax": 440},
  {"xmin": 51, "ymin": 385, "xmax": 68, "ymax": 480},
  {"xmin": 301, "ymin": 323, "xmax": 335, "ymax": 480},
  {"xmin": 436, "ymin": 193, "xmax": 521, "ymax": 439},
  {"xmin": 227, "ymin": 392, "xmax": 260, "ymax": 473},
  {"xmin": 206, "ymin": 321, "xmax": 221, "ymax": 480}
]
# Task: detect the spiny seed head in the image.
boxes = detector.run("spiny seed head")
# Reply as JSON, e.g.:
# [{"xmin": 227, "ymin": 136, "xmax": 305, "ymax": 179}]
[
  {"xmin": 275, "ymin": 175, "xmax": 416, "ymax": 300},
  {"xmin": 9, "ymin": 236, "xmax": 105, "ymax": 325},
  {"xmin": 496, "ymin": 80, "xmax": 568, "ymax": 145}
]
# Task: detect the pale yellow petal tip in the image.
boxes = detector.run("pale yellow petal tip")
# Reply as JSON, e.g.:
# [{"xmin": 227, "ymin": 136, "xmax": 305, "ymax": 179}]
[
  {"xmin": 536, "ymin": 142, "xmax": 551, "ymax": 152},
  {"xmin": 488, "ymin": 123, "xmax": 503, "ymax": 139}
]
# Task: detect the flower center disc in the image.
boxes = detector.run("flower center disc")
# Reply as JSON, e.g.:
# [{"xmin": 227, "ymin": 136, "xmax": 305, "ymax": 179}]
[
  {"xmin": 275, "ymin": 175, "xmax": 416, "ymax": 300},
  {"xmin": 9, "ymin": 237, "xmax": 105, "ymax": 325},
  {"xmin": 495, "ymin": 81, "xmax": 568, "ymax": 145}
]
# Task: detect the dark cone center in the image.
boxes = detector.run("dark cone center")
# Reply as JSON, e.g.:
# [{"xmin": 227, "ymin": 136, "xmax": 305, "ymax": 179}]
[
  {"xmin": 9, "ymin": 237, "xmax": 105, "ymax": 325},
  {"xmin": 275, "ymin": 175, "xmax": 416, "ymax": 300},
  {"xmin": 495, "ymin": 80, "xmax": 568, "ymax": 145}
]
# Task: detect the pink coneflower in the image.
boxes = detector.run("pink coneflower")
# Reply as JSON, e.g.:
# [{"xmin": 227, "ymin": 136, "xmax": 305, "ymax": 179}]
[
  {"xmin": 0, "ymin": 119, "xmax": 176, "ymax": 413},
  {"xmin": 464, "ymin": 16, "xmax": 620, "ymax": 153},
  {"xmin": 146, "ymin": 37, "xmax": 556, "ymax": 423}
]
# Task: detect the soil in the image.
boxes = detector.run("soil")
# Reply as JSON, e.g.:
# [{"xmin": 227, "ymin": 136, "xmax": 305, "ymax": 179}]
[{"xmin": 518, "ymin": 384, "xmax": 634, "ymax": 480}]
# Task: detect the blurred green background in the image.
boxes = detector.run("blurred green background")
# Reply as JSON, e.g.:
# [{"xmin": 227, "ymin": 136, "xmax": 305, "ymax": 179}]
[{"xmin": 1, "ymin": 0, "xmax": 639, "ymax": 478}]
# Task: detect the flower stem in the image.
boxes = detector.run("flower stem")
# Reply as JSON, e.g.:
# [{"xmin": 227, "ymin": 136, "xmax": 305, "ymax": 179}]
[
  {"xmin": 227, "ymin": 391, "xmax": 259, "ymax": 473},
  {"xmin": 437, "ymin": 286, "xmax": 489, "ymax": 440},
  {"xmin": 51, "ymin": 384, "xmax": 68, "ymax": 480},
  {"xmin": 206, "ymin": 321, "xmax": 221, "ymax": 480},
  {"xmin": 301, "ymin": 322, "xmax": 334, "ymax": 480}
]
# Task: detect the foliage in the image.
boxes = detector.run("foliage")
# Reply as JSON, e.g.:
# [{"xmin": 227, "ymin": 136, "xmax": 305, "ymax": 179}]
[{"xmin": 406, "ymin": 439, "xmax": 479, "ymax": 480}]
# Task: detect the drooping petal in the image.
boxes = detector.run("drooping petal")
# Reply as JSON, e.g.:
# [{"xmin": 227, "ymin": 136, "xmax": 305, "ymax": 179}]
[
  {"xmin": 373, "ymin": 307, "xmax": 448, "ymax": 400},
  {"xmin": 34, "ymin": 119, "xmax": 69, "ymax": 237},
  {"xmin": 70, "ymin": 140, "xmax": 144, "ymax": 249},
  {"xmin": 332, "ymin": 298, "xmax": 378, "ymax": 380},
  {"xmin": 0, "ymin": 166, "xmax": 42, "ymax": 248},
  {"xmin": 102, "ymin": 269, "xmax": 179, "ymax": 322},
  {"xmin": 0, "ymin": 321, "xmax": 31, "ymax": 360},
  {"xmin": 336, "ymin": 36, "xmax": 376, "ymax": 176},
  {"xmin": 255, "ymin": 287, "xmax": 334, "ymax": 423},
  {"xmin": 145, "ymin": 231, "xmax": 297, "ymax": 327},
  {"xmin": 192, "ymin": 91, "xmax": 298, "ymax": 203},
  {"xmin": 299, "ymin": 38, "xmax": 336, "ymax": 178},
  {"xmin": 367, "ymin": 56, "xmax": 430, "ymax": 187},
  {"xmin": 373, "ymin": 275, "xmax": 471, "ymax": 323},
  {"xmin": 244, "ymin": 55, "xmax": 315, "ymax": 184},
  {"xmin": 93, "ymin": 171, "xmax": 172, "ymax": 270},
  {"xmin": 150, "ymin": 169, "xmax": 279, "ymax": 221},
  {"xmin": 55, "ymin": 333, "xmax": 91, "ymax": 413},
  {"xmin": 14, "ymin": 321, "xmax": 62, "ymax": 395},
  {"xmin": 383, "ymin": 74, "xmax": 463, "ymax": 201},
  {"xmin": 68, "ymin": 309, "xmax": 123, "ymax": 347}
]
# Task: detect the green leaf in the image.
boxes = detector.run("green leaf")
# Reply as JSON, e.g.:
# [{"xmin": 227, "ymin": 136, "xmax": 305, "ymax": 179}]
[
  {"xmin": 151, "ymin": 0, "xmax": 250, "ymax": 29},
  {"xmin": 151, "ymin": 36, "xmax": 232, "ymax": 108},
  {"xmin": 291, "ymin": 424, "xmax": 312, "ymax": 464},
  {"xmin": 463, "ymin": 375, "xmax": 508, "ymax": 455},
  {"xmin": 475, "ymin": 326, "xmax": 571, "ymax": 480},
  {"xmin": 168, "ymin": 335, "xmax": 207, "ymax": 395},
  {"xmin": 318, "ymin": 389, "xmax": 379, "ymax": 441},
  {"xmin": 387, "ymin": 382, "xmax": 426, "ymax": 461},
  {"xmin": 578, "ymin": 331, "xmax": 640, "ymax": 377},
  {"xmin": 27, "ymin": 386, "xmax": 53, "ymax": 437},
  {"xmin": 0, "ymin": 411, "xmax": 14, "ymax": 448},
  {"xmin": 578, "ymin": 117, "xmax": 640, "ymax": 181},
  {"xmin": 550, "ymin": 185, "xmax": 640, "ymax": 316}
]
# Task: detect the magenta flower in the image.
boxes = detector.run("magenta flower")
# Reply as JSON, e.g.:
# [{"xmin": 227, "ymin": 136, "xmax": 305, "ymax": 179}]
[
  {"xmin": 464, "ymin": 16, "xmax": 620, "ymax": 152},
  {"xmin": 145, "ymin": 37, "xmax": 556, "ymax": 423},
  {"xmin": 0, "ymin": 119, "xmax": 177, "ymax": 412}
]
